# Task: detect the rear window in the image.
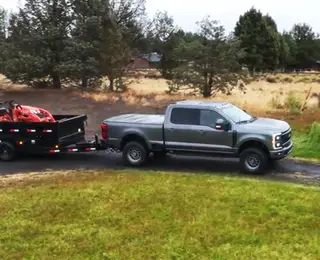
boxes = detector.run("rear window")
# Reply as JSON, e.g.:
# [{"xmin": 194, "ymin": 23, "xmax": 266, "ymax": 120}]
[{"xmin": 170, "ymin": 108, "xmax": 200, "ymax": 125}]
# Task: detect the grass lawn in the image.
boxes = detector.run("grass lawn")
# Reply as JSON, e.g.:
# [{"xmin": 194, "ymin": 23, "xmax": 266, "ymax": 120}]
[{"xmin": 0, "ymin": 170, "xmax": 319, "ymax": 260}]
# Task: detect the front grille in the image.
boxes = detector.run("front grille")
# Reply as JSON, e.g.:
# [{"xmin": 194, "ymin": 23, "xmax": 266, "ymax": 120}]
[{"xmin": 281, "ymin": 129, "xmax": 292, "ymax": 144}]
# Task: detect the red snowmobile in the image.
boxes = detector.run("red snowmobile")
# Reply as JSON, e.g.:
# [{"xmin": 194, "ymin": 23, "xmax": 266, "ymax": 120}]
[{"xmin": 0, "ymin": 100, "xmax": 55, "ymax": 123}]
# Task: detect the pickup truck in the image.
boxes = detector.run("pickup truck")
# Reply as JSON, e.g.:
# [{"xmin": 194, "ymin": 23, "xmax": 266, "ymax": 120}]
[{"xmin": 101, "ymin": 100, "xmax": 293, "ymax": 174}]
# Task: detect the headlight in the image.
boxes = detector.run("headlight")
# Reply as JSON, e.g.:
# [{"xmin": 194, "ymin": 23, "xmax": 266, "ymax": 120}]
[{"xmin": 272, "ymin": 133, "xmax": 282, "ymax": 150}]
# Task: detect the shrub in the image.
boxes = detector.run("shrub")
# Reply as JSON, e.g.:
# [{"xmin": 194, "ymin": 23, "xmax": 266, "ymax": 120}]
[
  {"xmin": 265, "ymin": 76, "xmax": 277, "ymax": 83},
  {"xmin": 281, "ymin": 77, "xmax": 293, "ymax": 83},
  {"xmin": 308, "ymin": 121, "xmax": 320, "ymax": 144},
  {"xmin": 284, "ymin": 91, "xmax": 302, "ymax": 113},
  {"xmin": 296, "ymin": 76, "xmax": 310, "ymax": 83},
  {"xmin": 269, "ymin": 96, "xmax": 283, "ymax": 109}
]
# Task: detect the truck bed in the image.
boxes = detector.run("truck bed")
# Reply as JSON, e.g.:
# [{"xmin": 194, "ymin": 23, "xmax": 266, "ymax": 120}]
[{"xmin": 103, "ymin": 114, "xmax": 165, "ymax": 151}]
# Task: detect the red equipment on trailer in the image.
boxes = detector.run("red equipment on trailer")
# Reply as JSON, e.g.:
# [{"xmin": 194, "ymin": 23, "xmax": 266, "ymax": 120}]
[{"xmin": 0, "ymin": 100, "xmax": 55, "ymax": 123}]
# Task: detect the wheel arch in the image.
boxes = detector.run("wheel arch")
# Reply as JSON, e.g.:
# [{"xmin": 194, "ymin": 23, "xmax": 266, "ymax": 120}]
[
  {"xmin": 120, "ymin": 133, "xmax": 150, "ymax": 151},
  {"xmin": 238, "ymin": 139, "xmax": 270, "ymax": 157}
]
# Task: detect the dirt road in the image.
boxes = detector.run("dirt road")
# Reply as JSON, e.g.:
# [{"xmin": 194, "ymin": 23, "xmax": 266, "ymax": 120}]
[{"xmin": 0, "ymin": 152, "xmax": 319, "ymax": 185}]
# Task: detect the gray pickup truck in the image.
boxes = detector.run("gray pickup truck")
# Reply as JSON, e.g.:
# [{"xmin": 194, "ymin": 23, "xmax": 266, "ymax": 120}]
[{"xmin": 101, "ymin": 100, "xmax": 293, "ymax": 174}]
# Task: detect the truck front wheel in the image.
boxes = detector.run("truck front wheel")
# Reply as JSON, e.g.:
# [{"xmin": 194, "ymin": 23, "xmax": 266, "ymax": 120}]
[
  {"xmin": 240, "ymin": 148, "xmax": 268, "ymax": 174},
  {"xmin": 122, "ymin": 141, "xmax": 148, "ymax": 166}
]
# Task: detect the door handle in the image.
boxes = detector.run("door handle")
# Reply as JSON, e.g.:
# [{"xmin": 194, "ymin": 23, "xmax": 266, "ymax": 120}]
[
  {"xmin": 167, "ymin": 128, "xmax": 174, "ymax": 132},
  {"xmin": 199, "ymin": 130, "xmax": 205, "ymax": 135}
]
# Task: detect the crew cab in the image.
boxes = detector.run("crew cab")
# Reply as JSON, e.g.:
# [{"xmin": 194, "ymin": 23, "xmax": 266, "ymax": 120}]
[{"xmin": 101, "ymin": 100, "xmax": 293, "ymax": 174}]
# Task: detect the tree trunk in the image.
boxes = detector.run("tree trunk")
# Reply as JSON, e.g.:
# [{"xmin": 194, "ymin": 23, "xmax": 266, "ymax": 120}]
[
  {"xmin": 203, "ymin": 74, "xmax": 213, "ymax": 98},
  {"xmin": 202, "ymin": 72, "xmax": 210, "ymax": 98},
  {"xmin": 52, "ymin": 73, "xmax": 61, "ymax": 89},
  {"xmin": 81, "ymin": 77, "xmax": 88, "ymax": 89},
  {"xmin": 203, "ymin": 83, "xmax": 211, "ymax": 98},
  {"xmin": 109, "ymin": 78, "xmax": 114, "ymax": 92}
]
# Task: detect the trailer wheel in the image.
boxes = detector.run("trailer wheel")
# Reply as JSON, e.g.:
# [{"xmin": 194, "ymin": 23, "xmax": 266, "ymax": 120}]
[
  {"xmin": 122, "ymin": 141, "xmax": 148, "ymax": 166},
  {"xmin": 0, "ymin": 142, "xmax": 15, "ymax": 161}
]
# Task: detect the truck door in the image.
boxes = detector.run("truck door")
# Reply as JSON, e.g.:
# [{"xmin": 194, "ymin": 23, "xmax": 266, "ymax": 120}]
[
  {"xmin": 164, "ymin": 107, "xmax": 203, "ymax": 151},
  {"xmin": 164, "ymin": 107, "xmax": 234, "ymax": 153},
  {"xmin": 198, "ymin": 109, "xmax": 234, "ymax": 153}
]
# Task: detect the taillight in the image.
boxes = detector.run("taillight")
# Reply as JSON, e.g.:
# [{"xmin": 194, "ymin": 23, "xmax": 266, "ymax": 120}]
[{"xmin": 101, "ymin": 123, "xmax": 108, "ymax": 139}]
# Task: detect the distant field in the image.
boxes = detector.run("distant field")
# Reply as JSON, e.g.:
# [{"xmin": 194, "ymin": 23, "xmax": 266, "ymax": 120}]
[
  {"xmin": 127, "ymin": 76, "xmax": 320, "ymax": 112},
  {"xmin": 0, "ymin": 169, "xmax": 319, "ymax": 259},
  {"xmin": 0, "ymin": 72, "xmax": 319, "ymax": 112}
]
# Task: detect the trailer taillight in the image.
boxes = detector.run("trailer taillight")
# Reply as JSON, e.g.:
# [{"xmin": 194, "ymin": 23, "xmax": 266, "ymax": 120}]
[{"xmin": 101, "ymin": 123, "xmax": 108, "ymax": 139}]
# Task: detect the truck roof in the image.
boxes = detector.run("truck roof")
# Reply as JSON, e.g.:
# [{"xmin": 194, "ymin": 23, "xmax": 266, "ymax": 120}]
[{"xmin": 174, "ymin": 100, "xmax": 232, "ymax": 110}]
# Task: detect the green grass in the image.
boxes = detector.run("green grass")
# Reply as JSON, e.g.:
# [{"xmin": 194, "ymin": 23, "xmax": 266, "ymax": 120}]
[
  {"xmin": 0, "ymin": 170, "xmax": 319, "ymax": 260},
  {"xmin": 292, "ymin": 122, "xmax": 320, "ymax": 160}
]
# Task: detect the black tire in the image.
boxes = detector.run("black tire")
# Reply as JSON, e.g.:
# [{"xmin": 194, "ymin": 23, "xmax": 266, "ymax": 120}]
[
  {"xmin": 122, "ymin": 141, "xmax": 148, "ymax": 166},
  {"xmin": 0, "ymin": 141, "xmax": 15, "ymax": 161},
  {"xmin": 240, "ymin": 148, "xmax": 269, "ymax": 174}
]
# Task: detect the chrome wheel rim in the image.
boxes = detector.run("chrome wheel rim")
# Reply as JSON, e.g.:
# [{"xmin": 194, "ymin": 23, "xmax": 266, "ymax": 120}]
[
  {"xmin": 245, "ymin": 154, "xmax": 261, "ymax": 170},
  {"xmin": 127, "ymin": 147, "xmax": 142, "ymax": 163}
]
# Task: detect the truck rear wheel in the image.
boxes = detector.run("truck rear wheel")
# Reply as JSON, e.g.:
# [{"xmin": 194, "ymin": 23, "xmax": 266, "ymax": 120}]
[
  {"xmin": 122, "ymin": 141, "xmax": 148, "ymax": 166},
  {"xmin": 240, "ymin": 148, "xmax": 268, "ymax": 174},
  {"xmin": 0, "ymin": 142, "xmax": 15, "ymax": 161}
]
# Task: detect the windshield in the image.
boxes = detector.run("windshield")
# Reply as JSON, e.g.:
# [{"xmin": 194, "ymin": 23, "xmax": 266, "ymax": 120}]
[{"xmin": 221, "ymin": 105, "xmax": 253, "ymax": 123}]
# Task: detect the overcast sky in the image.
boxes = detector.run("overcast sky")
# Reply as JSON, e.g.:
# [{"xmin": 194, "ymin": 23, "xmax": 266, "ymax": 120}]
[{"xmin": 1, "ymin": 0, "xmax": 319, "ymax": 33}]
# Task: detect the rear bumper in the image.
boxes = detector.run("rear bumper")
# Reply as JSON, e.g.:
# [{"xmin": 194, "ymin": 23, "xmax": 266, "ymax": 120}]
[{"xmin": 269, "ymin": 141, "xmax": 293, "ymax": 159}]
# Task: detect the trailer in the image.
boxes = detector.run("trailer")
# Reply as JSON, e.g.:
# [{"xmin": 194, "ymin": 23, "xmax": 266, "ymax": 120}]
[{"xmin": 0, "ymin": 114, "xmax": 107, "ymax": 161}]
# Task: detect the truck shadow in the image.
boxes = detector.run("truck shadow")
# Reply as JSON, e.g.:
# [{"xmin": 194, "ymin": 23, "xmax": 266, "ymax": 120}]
[
  {"xmin": 146, "ymin": 155, "xmax": 243, "ymax": 173},
  {"xmin": 1, "ymin": 152, "xmax": 288, "ymax": 179},
  {"xmin": 121, "ymin": 155, "xmax": 298, "ymax": 182}
]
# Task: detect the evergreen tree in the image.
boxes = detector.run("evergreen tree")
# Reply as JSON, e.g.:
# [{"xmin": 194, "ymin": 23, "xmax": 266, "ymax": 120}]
[
  {"xmin": 234, "ymin": 7, "xmax": 280, "ymax": 72},
  {"xmin": 290, "ymin": 23, "xmax": 320, "ymax": 65},
  {"xmin": 169, "ymin": 17, "xmax": 246, "ymax": 98},
  {"xmin": 4, "ymin": 0, "xmax": 72, "ymax": 88}
]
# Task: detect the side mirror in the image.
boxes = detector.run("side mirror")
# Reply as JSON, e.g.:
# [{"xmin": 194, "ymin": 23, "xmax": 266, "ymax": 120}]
[{"xmin": 215, "ymin": 118, "xmax": 230, "ymax": 131}]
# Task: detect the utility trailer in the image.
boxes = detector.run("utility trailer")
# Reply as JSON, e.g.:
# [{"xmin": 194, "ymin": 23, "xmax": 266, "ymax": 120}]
[{"xmin": 0, "ymin": 114, "xmax": 107, "ymax": 161}]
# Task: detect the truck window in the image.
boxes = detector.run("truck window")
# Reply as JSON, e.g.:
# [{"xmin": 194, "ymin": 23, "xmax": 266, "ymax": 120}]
[
  {"xmin": 200, "ymin": 110, "xmax": 225, "ymax": 128},
  {"xmin": 170, "ymin": 108, "xmax": 200, "ymax": 125},
  {"xmin": 220, "ymin": 105, "xmax": 252, "ymax": 123}
]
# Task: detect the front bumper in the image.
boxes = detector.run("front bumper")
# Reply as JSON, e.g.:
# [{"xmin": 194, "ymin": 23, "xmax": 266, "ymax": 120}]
[{"xmin": 269, "ymin": 140, "xmax": 293, "ymax": 159}]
